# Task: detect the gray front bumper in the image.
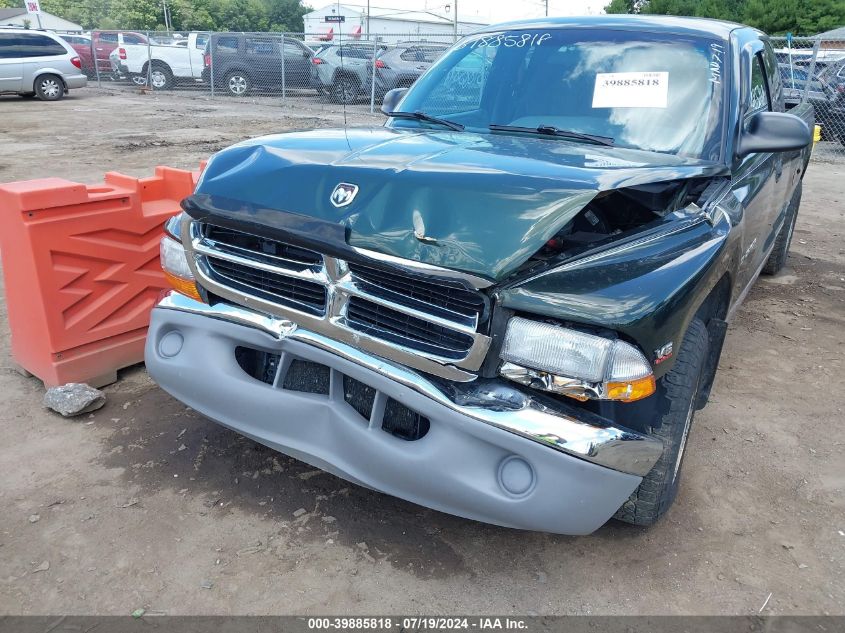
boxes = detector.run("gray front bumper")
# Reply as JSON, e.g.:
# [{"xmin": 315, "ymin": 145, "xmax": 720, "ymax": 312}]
[{"xmin": 145, "ymin": 294, "xmax": 661, "ymax": 535}]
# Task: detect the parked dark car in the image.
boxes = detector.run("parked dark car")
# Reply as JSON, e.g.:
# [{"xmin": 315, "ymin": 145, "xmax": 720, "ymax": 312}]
[
  {"xmin": 370, "ymin": 42, "xmax": 448, "ymax": 96},
  {"xmin": 202, "ymin": 33, "xmax": 313, "ymax": 96},
  {"xmin": 149, "ymin": 16, "xmax": 813, "ymax": 535}
]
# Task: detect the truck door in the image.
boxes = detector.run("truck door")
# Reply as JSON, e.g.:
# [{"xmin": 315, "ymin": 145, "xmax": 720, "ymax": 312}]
[
  {"xmin": 762, "ymin": 40, "xmax": 804, "ymax": 233},
  {"xmin": 189, "ymin": 33, "xmax": 208, "ymax": 79},
  {"xmin": 245, "ymin": 36, "xmax": 280, "ymax": 88},
  {"xmin": 731, "ymin": 48, "xmax": 781, "ymax": 289},
  {"xmin": 283, "ymin": 38, "xmax": 310, "ymax": 88}
]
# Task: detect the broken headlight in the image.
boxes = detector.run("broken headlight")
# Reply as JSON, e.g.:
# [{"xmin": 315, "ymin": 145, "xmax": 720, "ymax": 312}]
[{"xmin": 499, "ymin": 316, "xmax": 655, "ymax": 402}]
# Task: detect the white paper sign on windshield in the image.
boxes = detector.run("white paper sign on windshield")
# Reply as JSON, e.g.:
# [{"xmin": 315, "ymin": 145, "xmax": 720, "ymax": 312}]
[{"xmin": 592, "ymin": 72, "xmax": 669, "ymax": 108}]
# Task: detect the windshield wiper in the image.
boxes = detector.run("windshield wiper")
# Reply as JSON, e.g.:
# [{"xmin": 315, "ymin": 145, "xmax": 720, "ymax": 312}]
[
  {"xmin": 386, "ymin": 110, "xmax": 464, "ymax": 131},
  {"xmin": 489, "ymin": 124, "xmax": 614, "ymax": 146}
]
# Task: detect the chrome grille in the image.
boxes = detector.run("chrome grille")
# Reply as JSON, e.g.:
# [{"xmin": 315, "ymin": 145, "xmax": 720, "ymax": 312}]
[
  {"xmin": 205, "ymin": 256, "xmax": 327, "ymax": 316},
  {"xmin": 346, "ymin": 297, "xmax": 475, "ymax": 361},
  {"xmin": 187, "ymin": 220, "xmax": 492, "ymax": 380}
]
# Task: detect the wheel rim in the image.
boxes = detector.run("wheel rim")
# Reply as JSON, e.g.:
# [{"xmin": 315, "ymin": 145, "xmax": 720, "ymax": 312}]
[
  {"xmin": 132, "ymin": 75, "xmax": 147, "ymax": 86},
  {"xmin": 151, "ymin": 70, "xmax": 167, "ymax": 89},
  {"xmin": 40, "ymin": 78, "xmax": 60, "ymax": 98},
  {"xmin": 340, "ymin": 79, "xmax": 356, "ymax": 102},
  {"xmin": 228, "ymin": 75, "xmax": 247, "ymax": 94}
]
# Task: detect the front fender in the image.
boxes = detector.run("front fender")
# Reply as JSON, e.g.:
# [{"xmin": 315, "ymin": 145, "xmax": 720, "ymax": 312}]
[{"xmin": 497, "ymin": 211, "xmax": 735, "ymax": 378}]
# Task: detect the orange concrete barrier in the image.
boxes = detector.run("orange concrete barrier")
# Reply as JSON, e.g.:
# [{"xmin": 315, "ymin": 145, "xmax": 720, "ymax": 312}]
[{"xmin": 0, "ymin": 166, "xmax": 202, "ymax": 387}]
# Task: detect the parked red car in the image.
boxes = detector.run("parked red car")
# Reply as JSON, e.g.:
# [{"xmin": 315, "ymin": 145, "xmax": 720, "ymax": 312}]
[{"xmin": 59, "ymin": 31, "xmax": 149, "ymax": 77}]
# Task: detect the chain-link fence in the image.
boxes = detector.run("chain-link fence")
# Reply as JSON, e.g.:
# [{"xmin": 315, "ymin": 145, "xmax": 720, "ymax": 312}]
[
  {"xmin": 53, "ymin": 29, "xmax": 462, "ymax": 114},
  {"xmin": 771, "ymin": 36, "xmax": 845, "ymax": 161},
  {"xmin": 51, "ymin": 30, "xmax": 845, "ymax": 160}
]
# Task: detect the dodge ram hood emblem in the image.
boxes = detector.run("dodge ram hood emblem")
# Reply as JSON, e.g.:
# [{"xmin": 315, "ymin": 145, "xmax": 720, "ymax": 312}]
[{"xmin": 330, "ymin": 182, "xmax": 359, "ymax": 208}]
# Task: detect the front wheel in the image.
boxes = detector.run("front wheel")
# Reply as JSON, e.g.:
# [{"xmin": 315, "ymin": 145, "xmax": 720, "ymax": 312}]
[
  {"xmin": 225, "ymin": 71, "xmax": 250, "ymax": 96},
  {"xmin": 35, "ymin": 74, "xmax": 65, "ymax": 101},
  {"xmin": 331, "ymin": 74, "xmax": 359, "ymax": 104},
  {"xmin": 149, "ymin": 64, "xmax": 174, "ymax": 90},
  {"xmin": 614, "ymin": 318, "xmax": 709, "ymax": 526}
]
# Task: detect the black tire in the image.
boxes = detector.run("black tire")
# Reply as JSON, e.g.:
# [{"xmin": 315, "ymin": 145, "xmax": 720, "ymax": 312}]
[
  {"xmin": 614, "ymin": 318, "xmax": 709, "ymax": 526},
  {"xmin": 148, "ymin": 63, "xmax": 174, "ymax": 90},
  {"xmin": 332, "ymin": 74, "xmax": 359, "ymax": 104},
  {"xmin": 762, "ymin": 181, "xmax": 802, "ymax": 276},
  {"xmin": 225, "ymin": 71, "xmax": 251, "ymax": 96},
  {"xmin": 34, "ymin": 74, "xmax": 64, "ymax": 101}
]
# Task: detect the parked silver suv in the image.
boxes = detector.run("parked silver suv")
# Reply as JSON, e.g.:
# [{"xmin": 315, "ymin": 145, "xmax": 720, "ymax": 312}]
[{"xmin": 0, "ymin": 28, "xmax": 87, "ymax": 101}]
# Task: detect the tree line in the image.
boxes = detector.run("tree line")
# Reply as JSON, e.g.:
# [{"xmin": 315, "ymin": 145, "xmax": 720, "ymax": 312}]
[
  {"xmin": 604, "ymin": 0, "xmax": 845, "ymax": 36},
  {"xmin": 0, "ymin": 0, "xmax": 310, "ymax": 32}
]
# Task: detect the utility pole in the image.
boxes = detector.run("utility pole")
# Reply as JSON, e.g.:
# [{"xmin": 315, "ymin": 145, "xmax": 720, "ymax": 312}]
[
  {"xmin": 366, "ymin": 0, "xmax": 370, "ymax": 39},
  {"xmin": 545, "ymin": 0, "xmax": 549, "ymax": 16},
  {"xmin": 453, "ymin": 0, "xmax": 457, "ymax": 41}
]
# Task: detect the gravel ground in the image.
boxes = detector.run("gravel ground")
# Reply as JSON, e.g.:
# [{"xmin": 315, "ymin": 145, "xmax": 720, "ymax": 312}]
[{"xmin": 0, "ymin": 88, "xmax": 843, "ymax": 616}]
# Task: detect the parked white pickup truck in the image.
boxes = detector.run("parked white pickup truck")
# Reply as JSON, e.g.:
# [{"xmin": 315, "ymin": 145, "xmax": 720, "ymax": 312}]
[{"xmin": 110, "ymin": 32, "xmax": 209, "ymax": 89}]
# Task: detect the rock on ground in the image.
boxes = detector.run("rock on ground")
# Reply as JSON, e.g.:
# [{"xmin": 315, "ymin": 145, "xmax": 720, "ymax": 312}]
[{"xmin": 43, "ymin": 384, "xmax": 106, "ymax": 418}]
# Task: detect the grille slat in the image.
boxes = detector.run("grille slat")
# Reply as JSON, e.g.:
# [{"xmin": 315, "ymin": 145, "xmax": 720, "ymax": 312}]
[
  {"xmin": 204, "ymin": 225, "xmax": 322, "ymax": 270},
  {"xmin": 348, "ymin": 261, "xmax": 484, "ymax": 320},
  {"xmin": 346, "ymin": 297, "xmax": 474, "ymax": 360},
  {"xmin": 206, "ymin": 256, "xmax": 327, "ymax": 315}
]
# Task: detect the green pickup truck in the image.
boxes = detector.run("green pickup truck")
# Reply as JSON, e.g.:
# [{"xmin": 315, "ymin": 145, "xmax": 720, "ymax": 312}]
[{"xmin": 147, "ymin": 16, "xmax": 813, "ymax": 535}]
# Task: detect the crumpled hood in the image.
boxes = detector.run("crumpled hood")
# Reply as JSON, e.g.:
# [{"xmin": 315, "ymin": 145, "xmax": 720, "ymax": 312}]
[{"xmin": 193, "ymin": 127, "xmax": 727, "ymax": 280}]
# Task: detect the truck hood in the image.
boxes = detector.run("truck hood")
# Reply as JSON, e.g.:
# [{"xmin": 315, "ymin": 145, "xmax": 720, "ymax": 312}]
[{"xmin": 192, "ymin": 127, "xmax": 728, "ymax": 280}]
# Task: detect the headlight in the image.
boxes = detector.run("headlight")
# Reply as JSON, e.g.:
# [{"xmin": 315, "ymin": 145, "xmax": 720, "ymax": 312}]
[
  {"xmin": 160, "ymin": 231, "xmax": 203, "ymax": 303},
  {"xmin": 164, "ymin": 213, "xmax": 184, "ymax": 240},
  {"xmin": 499, "ymin": 316, "xmax": 655, "ymax": 402}
]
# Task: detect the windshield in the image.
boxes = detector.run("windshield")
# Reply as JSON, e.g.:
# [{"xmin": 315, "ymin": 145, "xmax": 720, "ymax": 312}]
[{"xmin": 394, "ymin": 29, "xmax": 727, "ymax": 160}]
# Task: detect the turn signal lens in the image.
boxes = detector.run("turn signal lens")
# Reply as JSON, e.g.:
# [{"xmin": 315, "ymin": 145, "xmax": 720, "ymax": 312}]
[
  {"xmin": 606, "ymin": 375, "xmax": 656, "ymax": 402},
  {"xmin": 164, "ymin": 271, "xmax": 203, "ymax": 302}
]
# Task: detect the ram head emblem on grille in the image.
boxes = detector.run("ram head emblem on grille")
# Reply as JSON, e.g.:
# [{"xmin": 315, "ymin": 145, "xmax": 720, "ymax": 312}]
[{"xmin": 330, "ymin": 182, "xmax": 359, "ymax": 208}]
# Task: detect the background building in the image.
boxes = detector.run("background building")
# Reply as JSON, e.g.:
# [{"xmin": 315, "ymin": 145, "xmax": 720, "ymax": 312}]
[
  {"xmin": 0, "ymin": 7, "xmax": 82, "ymax": 31},
  {"xmin": 303, "ymin": 3, "xmax": 488, "ymax": 43}
]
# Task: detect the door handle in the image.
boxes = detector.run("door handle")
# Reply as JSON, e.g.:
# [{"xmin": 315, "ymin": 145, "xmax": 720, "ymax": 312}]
[{"xmin": 96, "ymin": 47, "xmax": 103, "ymax": 51}]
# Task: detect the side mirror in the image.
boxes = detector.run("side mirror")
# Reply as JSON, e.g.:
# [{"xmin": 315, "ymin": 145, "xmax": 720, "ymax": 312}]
[
  {"xmin": 380, "ymin": 87, "xmax": 408, "ymax": 115},
  {"xmin": 737, "ymin": 111, "xmax": 812, "ymax": 158}
]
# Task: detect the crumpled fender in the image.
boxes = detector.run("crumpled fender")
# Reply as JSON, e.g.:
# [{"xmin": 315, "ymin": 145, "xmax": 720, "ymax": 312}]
[{"xmin": 498, "ymin": 210, "xmax": 736, "ymax": 377}]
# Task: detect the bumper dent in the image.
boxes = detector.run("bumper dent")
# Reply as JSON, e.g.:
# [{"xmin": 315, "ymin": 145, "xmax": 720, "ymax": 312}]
[{"xmin": 145, "ymin": 293, "xmax": 664, "ymax": 534}]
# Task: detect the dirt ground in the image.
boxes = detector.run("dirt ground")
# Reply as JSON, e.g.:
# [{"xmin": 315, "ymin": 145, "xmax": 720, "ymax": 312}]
[{"xmin": 0, "ymin": 88, "xmax": 843, "ymax": 616}]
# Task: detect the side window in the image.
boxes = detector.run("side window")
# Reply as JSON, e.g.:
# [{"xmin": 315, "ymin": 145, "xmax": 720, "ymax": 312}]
[
  {"xmin": 17, "ymin": 34, "xmax": 67, "ymax": 57},
  {"xmin": 283, "ymin": 40, "xmax": 305, "ymax": 58},
  {"xmin": 400, "ymin": 47, "xmax": 424, "ymax": 62},
  {"xmin": 761, "ymin": 43, "xmax": 784, "ymax": 112},
  {"xmin": 421, "ymin": 47, "xmax": 446, "ymax": 63},
  {"xmin": 748, "ymin": 53, "xmax": 770, "ymax": 115},
  {"xmin": 0, "ymin": 33, "xmax": 19, "ymax": 59},
  {"xmin": 216, "ymin": 36, "xmax": 239, "ymax": 53},
  {"xmin": 122, "ymin": 33, "xmax": 145, "ymax": 45},
  {"xmin": 246, "ymin": 38, "xmax": 275, "ymax": 56},
  {"xmin": 195, "ymin": 35, "xmax": 208, "ymax": 50},
  {"xmin": 425, "ymin": 45, "xmax": 497, "ymax": 115},
  {"xmin": 98, "ymin": 32, "xmax": 118, "ymax": 44}
]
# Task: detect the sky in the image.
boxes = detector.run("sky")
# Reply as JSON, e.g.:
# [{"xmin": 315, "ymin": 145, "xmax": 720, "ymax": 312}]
[{"xmin": 322, "ymin": 0, "xmax": 609, "ymax": 25}]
